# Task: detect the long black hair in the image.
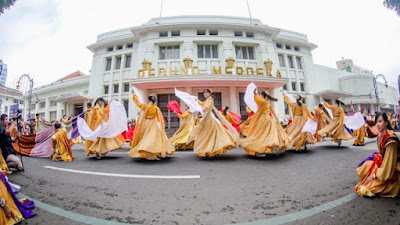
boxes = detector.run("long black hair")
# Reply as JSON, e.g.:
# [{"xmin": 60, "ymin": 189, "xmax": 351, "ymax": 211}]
[
  {"xmin": 260, "ymin": 91, "xmax": 278, "ymax": 102},
  {"xmin": 148, "ymin": 95, "xmax": 156, "ymax": 103},
  {"xmin": 203, "ymin": 88, "xmax": 212, "ymax": 94},
  {"xmin": 223, "ymin": 106, "xmax": 229, "ymax": 116},
  {"xmin": 375, "ymin": 112, "xmax": 393, "ymax": 131},
  {"xmin": 94, "ymin": 97, "xmax": 105, "ymax": 106}
]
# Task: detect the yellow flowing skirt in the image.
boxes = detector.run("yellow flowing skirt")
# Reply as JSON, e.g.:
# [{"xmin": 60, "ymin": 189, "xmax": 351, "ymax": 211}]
[
  {"xmin": 169, "ymin": 121, "xmax": 194, "ymax": 150},
  {"xmin": 129, "ymin": 118, "xmax": 175, "ymax": 159},
  {"xmin": 241, "ymin": 114, "xmax": 292, "ymax": 155},
  {"xmin": 88, "ymin": 135, "xmax": 124, "ymax": 156},
  {"xmin": 0, "ymin": 180, "xmax": 24, "ymax": 225},
  {"xmin": 285, "ymin": 115, "xmax": 316, "ymax": 150},
  {"xmin": 193, "ymin": 114, "xmax": 236, "ymax": 157},
  {"xmin": 353, "ymin": 127, "xmax": 365, "ymax": 146},
  {"xmin": 355, "ymin": 160, "xmax": 400, "ymax": 197},
  {"xmin": 317, "ymin": 116, "xmax": 352, "ymax": 142}
]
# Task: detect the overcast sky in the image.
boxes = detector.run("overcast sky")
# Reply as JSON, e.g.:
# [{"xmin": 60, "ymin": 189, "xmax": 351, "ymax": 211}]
[{"xmin": 1, "ymin": 0, "xmax": 399, "ymax": 89}]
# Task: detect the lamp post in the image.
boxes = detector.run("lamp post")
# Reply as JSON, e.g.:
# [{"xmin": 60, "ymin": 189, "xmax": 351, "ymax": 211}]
[
  {"xmin": 373, "ymin": 74, "xmax": 388, "ymax": 113},
  {"xmin": 16, "ymin": 74, "xmax": 34, "ymax": 117}
]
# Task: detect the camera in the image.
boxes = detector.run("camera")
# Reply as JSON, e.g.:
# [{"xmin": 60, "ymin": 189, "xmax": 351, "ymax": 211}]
[{"xmin": 12, "ymin": 109, "xmax": 23, "ymax": 121}]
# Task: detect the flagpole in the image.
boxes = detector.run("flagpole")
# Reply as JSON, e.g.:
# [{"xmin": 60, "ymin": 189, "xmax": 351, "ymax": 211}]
[
  {"xmin": 246, "ymin": 0, "xmax": 253, "ymax": 25},
  {"xmin": 159, "ymin": 0, "xmax": 164, "ymax": 18}
]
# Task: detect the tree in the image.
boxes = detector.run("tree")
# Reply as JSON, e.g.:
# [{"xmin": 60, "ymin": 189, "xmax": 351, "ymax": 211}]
[
  {"xmin": 0, "ymin": 0, "xmax": 17, "ymax": 15},
  {"xmin": 383, "ymin": 0, "xmax": 400, "ymax": 15}
]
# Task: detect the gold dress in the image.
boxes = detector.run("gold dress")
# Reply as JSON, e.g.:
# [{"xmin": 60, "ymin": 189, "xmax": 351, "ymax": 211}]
[
  {"xmin": 88, "ymin": 105, "xmax": 125, "ymax": 156},
  {"xmin": 241, "ymin": 94, "xmax": 292, "ymax": 155},
  {"xmin": 186, "ymin": 96, "xmax": 238, "ymax": 157},
  {"xmin": 84, "ymin": 107, "xmax": 94, "ymax": 155},
  {"xmin": 317, "ymin": 102, "xmax": 352, "ymax": 142},
  {"xmin": 284, "ymin": 96, "xmax": 316, "ymax": 150},
  {"xmin": 314, "ymin": 107, "xmax": 330, "ymax": 142},
  {"xmin": 353, "ymin": 124, "xmax": 366, "ymax": 146},
  {"xmin": 51, "ymin": 128, "xmax": 74, "ymax": 162},
  {"xmin": 169, "ymin": 111, "xmax": 194, "ymax": 150},
  {"xmin": 355, "ymin": 130, "xmax": 400, "ymax": 197},
  {"xmin": 239, "ymin": 107, "xmax": 254, "ymax": 137},
  {"xmin": 0, "ymin": 181, "xmax": 24, "ymax": 225},
  {"xmin": 129, "ymin": 95, "xmax": 175, "ymax": 160}
]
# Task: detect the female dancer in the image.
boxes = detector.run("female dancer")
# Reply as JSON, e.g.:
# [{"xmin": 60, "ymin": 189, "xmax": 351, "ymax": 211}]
[
  {"xmin": 169, "ymin": 106, "xmax": 195, "ymax": 150},
  {"xmin": 239, "ymin": 107, "xmax": 254, "ymax": 137},
  {"xmin": 186, "ymin": 89, "xmax": 238, "ymax": 157},
  {"xmin": 129, "ymin": 90, "xmax": 175, "ymax": 160},
  {"xmin": 87, "ymin": 98, "xmax": 125, "ymax": 159},
  {"xmin": 284, "ymin": 94, "xmax": 316, "ymax": 151},
  {"xmin": 241, "ymin": 90, "xmax": 292, "ymax": 156},
  {"xmin": 314, "ymin": 104, "xmax": 330, "ymax": 142},
  {"xmin": 355, "ymin": 113, "xmax": 400, "ymax": 197},
  {"xmin": 221, "ymin": 106, "xmax": 240, "ymax": 133},
  {"xmin": 317, "ymin": 100, "xmax": 352, "ymax": 146}
]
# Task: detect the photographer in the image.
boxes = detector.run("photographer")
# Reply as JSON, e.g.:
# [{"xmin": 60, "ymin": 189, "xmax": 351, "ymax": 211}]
[{"xmin": 0, "ymin": 114, "xmax": 23, "ymax": 171}]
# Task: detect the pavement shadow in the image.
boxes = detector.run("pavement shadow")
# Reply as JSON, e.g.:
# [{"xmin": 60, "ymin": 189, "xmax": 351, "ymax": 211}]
[
  {"xmin": 86, "ymin": 156, "xmax": 124, "ymax": 161},
  {"xmin": 318, "ymin": 145, "xmax": 350, "ymax": 150},
  {"xmin": 131, "ymin": 156, "xmax": 174, "ymax": 164},
  {"xmin": 245, "ymin": 153, "xmax": 287, "ymax": 161},
  {"xmin": 286, "ymin": 149, "xmax": 314, "ymax": 155},
  {"xmin": 199, "ymin": 154, "xmax": 242, "ymax": 162}
]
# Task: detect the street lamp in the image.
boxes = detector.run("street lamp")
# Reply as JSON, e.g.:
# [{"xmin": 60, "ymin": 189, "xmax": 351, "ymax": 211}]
[
  {"xmin": 373, "ymin": 74, "xmax": 388, "ymax": 113},
  {"xmin": 16, "ymin": 74, "xmax": 34, "ymax": 117}
]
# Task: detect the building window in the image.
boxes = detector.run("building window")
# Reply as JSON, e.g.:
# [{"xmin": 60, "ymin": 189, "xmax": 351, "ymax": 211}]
[
  {"xmin": 159, "ymin": 31, "xmax": 168, "ymax": 37},
  {"xmin": 300, "ymin": 83, "xmax": 305, "ymax": 92},
  {"xmin": 107, "ymin": 47, "xmax": 113, "ymax": 52},
  {"xmin": 50, "ymin": 111, "xmax": 57, "ymax": 121},
  {"xmin": 31, "ymin": 104, "xmax": 36, "ymax": 110},
  {"xmin": 276, "ymin": 43, "xmax": 283, "ymax": 48},
  {"xmin": 123, "ymin": 100, "xmax": 129, "ymax": 115},
  {"xmin": 287, "ymin": 55, "xmax": 294, "ymax": 68},
  {"xmin": 285, "ymin": 45, "xmax": 292, "ymax": 50},
  {"xmin": 198, "ymin": 44, "xmax": 218, "ymax": 58},
  {"xmin": 115, "ymin": 56, "xmax": 122, "ymax": 70},
  {"xmin": 246, "ymin": 32, "xmax": 254, "ymax": 38},
  {"xmin": 125, "ymin": 54, "xmax": 132, "ymax": 68},
  {"xmin": 123, "ymin": 83, "xmax": 129, "ymax": 92},
  {"xmin": 39, "ymin": 102, "xmax": 46, "ymax": 108},
  {"xmin": 104, "ymin": 85, "xmax": 109, "ymax": 94},
  {"xmin": 13, "ymin": 99, "xmax": 18, "ymax": 104},
  {"xmin": 345, "ymin": 66, "xmax": 352, "ymax": 72},
  {"xmin": 105, "ymin": 58, "xmax": 112, "ymax": 71},
  {"xmin": 209, "ymin": 30, "xmax": 218, "ymax": 35},
  {"xmin": 234, "ymin": 31, "xmax": 243, "ymax": 36},
  {"xmin": 126, "ymin": 43, "xmax": 133, "ymax": 48},
  {"xmin": 296, "ymin": 57, "xmax": 303, "ymax": 70},
  {"xmin": 113, "ymin": 84, "xmax": 119, "ymax": 94},
  {"xmin": 197, "ymin": 30, "xmax": 206, "ymax": 35},
  {"xmin": 235, "ymin": 46, "xmax": 254, "ymax": 60},
  {"xmin": 159, "ymin": 46, "xmax": 180, "ymax": 60},
  {"xmin": 117, "ymin": 45, "xmax": 123, "ymax": 50},
  {"xmin": 278, "ymin": 54, "xmax": 285, "ymax": 67},
  {"xmin": 171, "ymin": 30, "xmax": 180, "ymax": 36},
  {"xmin": 283, "ymin": 85, "xmax": 287, "ymax": 91},
  {"xmin": 19, "ymin": 100, "xmax": 24, "ymax": 104},
  {"xmin": 291, "ymin": 82, "xmax": 297, "ymax": 91},
  {"xmin": 284, "ymin": 102, "xmax": 289, "ymax": 115},
  {"xmin": 50, "ymin": 101, "xmax": 57, "ymax": 107},
  {"xmin": 294, "ymin": 46, "xmax": 300, "ymax": 51}
]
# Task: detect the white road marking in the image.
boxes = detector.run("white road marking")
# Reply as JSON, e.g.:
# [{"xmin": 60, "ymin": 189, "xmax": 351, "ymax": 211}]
[{"xmin": 44, "ymin": 166, "xmax": 200, "ymax": 179}]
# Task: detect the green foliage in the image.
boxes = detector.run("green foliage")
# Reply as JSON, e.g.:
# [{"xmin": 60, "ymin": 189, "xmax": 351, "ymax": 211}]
[
  {"xmin": 384, "ymin": 0, "xmax": 400, "ymax": 15},
  {"xmin": 0, "ymin": 0, "xmax": 17, "ymax": 15}
]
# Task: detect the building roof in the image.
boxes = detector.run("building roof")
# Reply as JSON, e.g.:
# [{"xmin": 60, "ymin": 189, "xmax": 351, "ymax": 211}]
[{"xmin": 56, "ymin": 71, "xmax": 85, "ymax": 82}]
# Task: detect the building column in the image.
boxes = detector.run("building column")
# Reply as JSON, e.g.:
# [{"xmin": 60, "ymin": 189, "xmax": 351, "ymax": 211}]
[
  {"xmin": 370, "ymin": 104, "xmax": 376, "ymax": 114},
  {"xmin": 45, "ymin": 97, "xmax": 50, "ymax": 120},
  {"xmin": 229, "ymin": 86, "xmax": 239, "ymax": 114},
  {"xmin": 56, "ymin": 103, "xmax": 62, "ymax": 120}
]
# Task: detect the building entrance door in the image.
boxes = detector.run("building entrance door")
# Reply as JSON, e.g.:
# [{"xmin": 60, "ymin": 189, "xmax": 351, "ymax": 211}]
[
  {"xmin": 74, "ymin": 104, "xmax": 83, "ymax": 116},
  {"xmin": 239, "ymin": 93, "xmax": 249, "ymax": 121},
  {"xmin": 157, "ymin": 94, "xmax": 181, "ymax": 136}
]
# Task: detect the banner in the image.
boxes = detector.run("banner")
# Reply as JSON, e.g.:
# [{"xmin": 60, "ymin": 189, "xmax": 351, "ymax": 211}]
[{"xmin": 10, "ymin": 104, "xmax": 19, "ymax": 116}]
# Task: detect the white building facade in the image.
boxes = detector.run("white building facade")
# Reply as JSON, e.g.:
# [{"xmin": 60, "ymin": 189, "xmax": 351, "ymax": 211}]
[
  {"xmin": 0, "ymin": 85, "xmax": 23, "ymax": 116},
  {"xmin": 24, "ymin": 16, "xmax": 398, "ymax": 133}
]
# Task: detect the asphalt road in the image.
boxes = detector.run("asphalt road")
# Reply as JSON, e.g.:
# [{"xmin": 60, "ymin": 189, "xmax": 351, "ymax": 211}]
[{"xmin": 7, "ymin": 138, "xmax": 400, "ymax": 225}]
